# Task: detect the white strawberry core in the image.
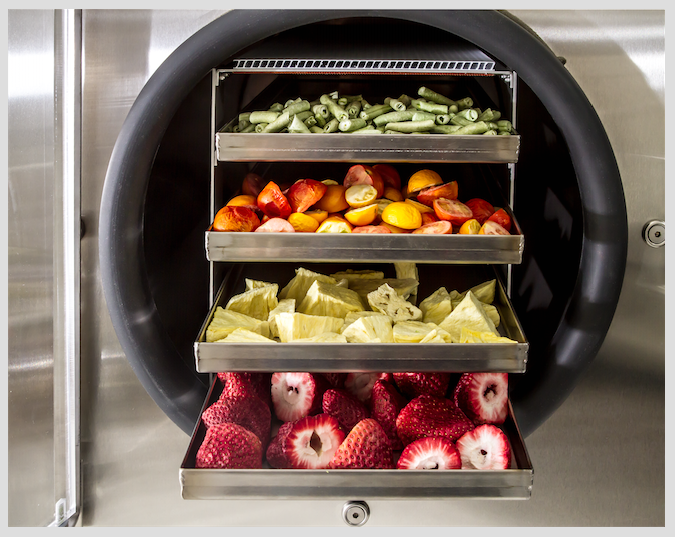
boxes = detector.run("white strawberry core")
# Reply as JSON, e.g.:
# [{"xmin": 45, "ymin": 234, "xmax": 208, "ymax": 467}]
[
  {"xmin": 295, "ymin": 429, "xmax": 336, "ymax": 464},
  {"xmin": 417, "ymin": 457, "xmax": 442, "ymax": 470}
]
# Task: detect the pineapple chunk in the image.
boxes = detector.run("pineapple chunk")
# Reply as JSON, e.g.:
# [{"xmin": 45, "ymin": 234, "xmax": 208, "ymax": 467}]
[
  {"xmin": 451, "ymin": 279, "xmax": 497, "ymax": 307},
  {"xmin": 207, "ymin": 307, "xmax": 270, "ymax": 342},
  {"xmin": 438, "ymin": 290, "xmax": 499, "ymax": 342},
  {"xmin": 294, "ymin": 332, "xmax": 348, "ymax": 343},
  {"xmin": 394, "ymin": 262, "xmax": 419, "ymax": 305},
  {"xmin": 274, "ymin": 312, "xmax": 344, "ymax": 343},
  {"xmin": 267, "ymin": 298, "xmax": 296, "ymax": 339},
  {"xmin": 425, "ymin": 323, "xmax": 456, "ymax": 343},
  {"xmin": 342, "ymin": 310, "xmax": 388, "ymax": 331},
  {"xmin": 225, "ymin": 283, "xmax": 279, "ymax": 321},
  {"xmin": 419, "ymin": 329, "xmax": 446, "ymax": 344},
  {"xmin": 419, "ymin": 287, "xmax": 454, "ymax": 325},
  {"xmin": 279, "ymin": 267, "xmax": 337, "ymax": 303},
  {"xmin": 329, "ymin": 269, "xmax": 385, "ymax": 282},
  {"xmin": 482, "ymin": 303, "xmax": 501, "ymax": 328},
  {"xmin": 217, "ymin": 328, "xmax": 276, "ymax": 343},
  {"xmin": 349, "ymin": 278, "xmax": 419, "ymax": 303},
  {"xmin": 459, "ymin": 327, "xmax": 517, "ymax": 344},
  {"xmin": 367, "ymin": 283, "xmax": 423, "ymax": 322},
  {"xmin": 297, "ymin": 280, "xmax": 364, "ymax": 318},
  {"xmin": 245, "ymin": 278, "xmax": 275, "ymax": 291},
  {"xmin": 342, "ymin": 314, "xmax": 394, "ymax": 343},
  {"xmin": 392, "ymin": 321, "xmax": 435, "ymax": 343}
]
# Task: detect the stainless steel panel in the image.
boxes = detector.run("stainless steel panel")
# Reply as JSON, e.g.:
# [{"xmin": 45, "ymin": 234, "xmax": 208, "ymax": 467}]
[
  {"xmin": 216, "ymin": 132, "xmax": 521, "ymax": 163},
  {"xmin": 206, "ymin": 229, "xmax": 524, "ymax": 264},
  {"xmin": 180, "ymin": 381, "xmax": 533, "ymax": 500},
  {"xmin": 73, "ymin": 9, "xmax": 664, "ymax": 526}
]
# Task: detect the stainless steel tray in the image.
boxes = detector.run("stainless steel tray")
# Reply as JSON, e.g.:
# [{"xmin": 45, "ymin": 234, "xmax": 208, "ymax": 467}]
[
  {"xmin": 180, "ymin": 379, "xmax": 533, "ymax": 500},
  {"xmin": 194, "ymin": 269, "xmax": 529, "ymax": 374},
  {"xmin": 205, "ymin": 231, "xmax": 525, "ymax": 265},
  {"xmin": 216, "ymin": 132, "xmax": 520, "ymax": 164}
]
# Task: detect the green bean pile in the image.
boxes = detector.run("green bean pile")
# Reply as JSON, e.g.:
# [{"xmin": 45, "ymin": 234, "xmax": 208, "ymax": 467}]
[{"xmin": 227, "ymin": 86, "xmax": 514, "ymax": 136}]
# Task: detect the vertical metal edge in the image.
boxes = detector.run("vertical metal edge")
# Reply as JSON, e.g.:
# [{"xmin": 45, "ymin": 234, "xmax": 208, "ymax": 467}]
[
  {"xmin": 50, "ymin": 8, "xmax": 81, "ymax": 527},
  {"xmin": 209, "ymin": 69, "xmax": 218, "ymax": 307}
]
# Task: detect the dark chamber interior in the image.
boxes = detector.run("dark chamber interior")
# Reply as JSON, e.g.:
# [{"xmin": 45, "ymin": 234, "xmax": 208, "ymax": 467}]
[{"xmin": 142, "ymin": 17, "xmax": 584, "ymax": 425}]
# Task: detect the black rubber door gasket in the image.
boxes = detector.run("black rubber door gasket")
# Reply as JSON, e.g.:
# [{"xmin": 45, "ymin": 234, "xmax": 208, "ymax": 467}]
[{"xmin": 99, "ymin": 10, "xmax": 627, "ymax": 436}]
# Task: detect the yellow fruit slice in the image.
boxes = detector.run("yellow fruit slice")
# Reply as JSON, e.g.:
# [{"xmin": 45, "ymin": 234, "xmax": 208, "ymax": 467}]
[
  {"xmin": 379, "ymin": 221, "xmax": 411, "ymax": 234},
  {"xmin": 381, "ymin": 201, "xmax": 423, "ymax": 230},
  {"xmin": 459, "ymin": 218, "xmax": 481, "ymax": 234},
  {"xmin": 406, "ymin": 169, "xmax": 444, "ymax": 195},
  {"xmin": 344, "ymin": 203, "xmax": 378, "ymax": 226},
  {"xmin": 316, "ymin": 215, "xmax": 353, "ymax": 233},
  {"xmin": 345, "ymin": 184, "xmax": 378, "ymax": 208},
  {"xmin": 287, "ymin": 212, "xmax": 320, "ymax": 232},
  {"xmin": 304, "ymin": 209, "xmax": 329, "ymax": 224},
  {"xmin": 314, "ymin": 184, "xmax": 349, "ymax": 213},
  {"xmin": 405, "ymin": 198, "xmax": 435, "ymax": 214},
  {"xmin": 383, "ymin": 186, "xmax": 404, "ymax": 202}
]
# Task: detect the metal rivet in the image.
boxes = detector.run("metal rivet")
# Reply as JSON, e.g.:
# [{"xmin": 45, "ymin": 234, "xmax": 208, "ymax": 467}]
[
  {"xmin": 342, "ymin": 500, "xmax": 370, "ymax": 527},
  {"xmin": 643, "ymin": 220, "xmax": 665, "ymax": 248}
]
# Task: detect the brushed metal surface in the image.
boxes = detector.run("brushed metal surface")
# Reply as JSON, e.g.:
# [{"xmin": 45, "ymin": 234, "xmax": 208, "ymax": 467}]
[{"xmin": 70, "ymin": 9, "xmax": 663, "ymax": 527}]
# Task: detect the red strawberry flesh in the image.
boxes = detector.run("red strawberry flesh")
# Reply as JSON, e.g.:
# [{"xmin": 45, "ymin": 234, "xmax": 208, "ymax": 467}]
[
  {"xmin": 456, "ymin": 424, "xmax": 511, "ymax": 470},
  {"xmin": 283, "ymin": 414, "xmax": 345, "ymax": 469},
  {"xmin": 329, "ymin": 418, "xmax": 393, "ymax": 469},
  {"xmin": 453, "ymin": 373, "xmax": 509, "ymax": 425},
  {"xmin": 396, "ymin": 394, "xmax": 474, "ymax": 446},
  {"xmin": 271, "ymin": 372, "xmax": 328, "ymax": 422},
  {"xmin": 393, "ymin": 372, "xmax": 451, "ymax": 398},
  {"xmin": 369, "ymin": 379, "xmax": 408, "ymax": 450},
  {"xmin": 396, "ymin": 436, "xmax": 462, "ymax": 470},
  {"xmin": 322, "ymin": 389, "xmax": 369, "ymax": 431},
  {"xmin": 265, "ymin": 421, "xmax": 294, "ymax": 469},
  {"xmin": 201, "ymin": 394, "xmax": 271, "ymax": 448},
  {"xmin": 195, "ymin": 422, "xmax": 262, "ymax": 469}
]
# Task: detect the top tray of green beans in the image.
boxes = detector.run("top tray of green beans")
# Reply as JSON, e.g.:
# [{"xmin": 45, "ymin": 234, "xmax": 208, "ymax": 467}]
[{"xmin": 216, "ymin": 87, "xmax": 520, "ymax": 164}]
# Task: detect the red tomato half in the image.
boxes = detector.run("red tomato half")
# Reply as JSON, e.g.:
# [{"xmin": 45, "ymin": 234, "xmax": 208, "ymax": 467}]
[
  {"xmin": 479, "ymin": 220, "xmax": 510, "ymax": 235},
  {"xmin": 372, "ymin": 163, "xmax": 401, "ymax": 190},
  {"xmin": 433, "ymin": 198, "xmax": 474, "ymax": 226},
  {"xmin": 351, "ymin": 225, "xmax": 392, "ymax": 234},
  {"xmin": 486, "ymin": 208, "xmax": 512, "ymax": 232},
  {"xmin": 463, "ymin": 198, "xmax": 495, "ymax": 224},
  {"xmin": 411, "ymin": 220, "xmax": 453, "ymax": 234},
  {"xmin": 257, "ymin": 181, "xmax": 292, "ymax": 219},
  {"xmin": 416, "ymin": 181, "xmax": 459, "ymax": 206}
]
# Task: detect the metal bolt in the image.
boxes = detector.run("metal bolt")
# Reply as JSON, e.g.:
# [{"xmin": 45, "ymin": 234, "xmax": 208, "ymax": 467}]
[
  {"xmin": 342, "ymin": 500, "xmax": 370, "ymax": 527},
  {"xmin": 643, "ymin": 220, "xmax": 665, "ymax": 248}
]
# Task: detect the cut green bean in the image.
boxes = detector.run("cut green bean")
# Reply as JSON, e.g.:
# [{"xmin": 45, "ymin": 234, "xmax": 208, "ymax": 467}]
[
  {"xmin": 498, "ymin": 130, "xmax": 512, "ymax": 135},
  {"xmin": 384, "ymin": 119, "xmax": 435, "ymax": 133},
  {"xmin": 320, "ymin": 94, "xmax": 349, "ymax": 121},
  {"xmin": 338, "ymin": 94, "xmax": 362, "ymax": 106},
  {"xmin": 288, "ymin": 114, "xmax": 311, "ymax": 133},
  {"xmin": 323, "ymin": 117, "xmax": 339, "ymax": 133},
  {"xmin": 373, "ymin": 110, "xmax": 416, "ymax": 127},
  {"xmin": 268, "ymin": 102, "xmax": 284, "ymax": 112},
  {"xmin": 304, "ymin": 115, "xmax": 317, "ymax": 128},
  {"xmin": 329, "ymin": 90, "xmax": 339, "ymax": 100},
  {"xmin": 249, "ymin": 110, "xmax": 281, "ymax": 124},
  {"xmin": 295, "ymin": 110, "xmax": 313, "ymax": 122},
  {"xmin": 359, "ymin": 103, "xmax": 392, "ymax": 121},
  {"xmin": 483, "ymin": 129, "xmax": 498, "ymax": 135},
  {"xmin": 284, "ymin": 100, "xmax": 311, "ymax": 117},
  {"xmin": 347, "ymin": 99, "xmax": 363, "ymax": 118},
  {"xmin": 339, "ymin": 117, "xmax": 367, "ymax": 132},
  {"xmin": 238, "ymin": 119, "xmax": 251, "ymax": 130},
  {"xmin": 454, "ymin": 97, "xmax": 474, "ymax": 110},
  {"xmin": 497, "ymin": 119, "xmax": 513, "ymax": 132},
  {"xmin": 450, "ymin": 121, "xmax": 489, "ymax": 135},
  {"xmin": 435, "ymin": 114, "xmax": 451, "ymax": 125},
  {"xmin": 476, "ymin": 108, "xmax": 502, "ymax": 122},
  {"xmin": 430, "ymin": 124, "xmax": 462, "ymax": 134},
  {"xmin": 310, "ymin": 126, "xmax": 324, "ymax": 133},
  {"xmin": 397, "ymin": 94, "xmax": 412, "ymax": 107},
  {"xmin": 312, "ymin": 104, "xmax": 329, "ymax": 119},
  {"xmin": 284, "ymin": 98, "xmax": 299, "ymax": 108},
  {"xmin": 384, "ymin": 97, "xmax": 407, "ymax": 111},
  {"xmin": 456, "ymin": 108, "xmax": 479, "ymax": 121},
  {"xmin": 411, "ymin": 99, "xmax": 448, "ymax": 115},
  {"xmin": 314, "ymin": 114, "xmax": 327, "ymax": 128},
  {"xmin": 262, "ymin": 111, "xmax": 290, "ymax": 133},
  {"xmin": 360, "ymin": 98, "xmax": 372, "ymax": 109},
  {"xmin": 417, "ymin": 86, "xmax": 457, "ymax": 107},
  {"xmin": 254, "ymin": 123, "xmax": 268, "ymax": 133},
  {"xmin": 450, "ymin": 115, "xmax": 475, "ymax": 127},
  {"xmin": 238, "ymin": 112, "xmax": 251, "ymax": 122},
  {"xmin": 412, "ymin": 111, "xmax": 436, "ymax": 122},
  {"xmin": 350, "ymin": 125, "xmax": 381, "ymax": 134}
]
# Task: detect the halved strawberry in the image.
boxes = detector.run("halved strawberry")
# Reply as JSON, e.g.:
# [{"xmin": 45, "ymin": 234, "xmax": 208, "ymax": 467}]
[
  {"xmin": 322, "ymin": 388, "xmax": 369, "ymax": 431},
  {"xmin": 453, "ymin": 372, "xmax": 509, "ymax": 425},
  {"xmin": 201, "ymin": 393, "xmax": 271, "ymax": 448},
  {"xmin": 329, "ymin": 418, "xmax": 393, "ymax": 469},
  {"xmin": 344, "ymin": 372, "xmax": 380, "ymax": 403},
  {"xmin": 369, "ymin": 379, "xmax": 408, "ymax": 450},
  {"xmin": 283, "ymin": 414, "xmax": 345, "ymax": 469},
  {"xmin": 396, "ymin": 437, "xmax": 461, "ymax": 470},
  {"xmin": 270, "ymin": 372, "xmax": 330, "ymax": 422},
  {"xmin": 393, "ymin": 372, "xmax": 451, "ymax": 398},
  {"xmin": 195, "ymin": 422, "xmax": 263, "ymax": 469},
  {"xmin": 455, "ymin": 424, "xmax": 511, "ymax": 469},
  {"xmin": 265, "ymin": 421, "xmax": 294, "ymax": 469},
  {"xmin": 396, "ymin": 394, "xmax": 475, "ymax": 446},
  {"xmin": 217, "ymin": 372, "xmax": 272, "ymax": 408}
]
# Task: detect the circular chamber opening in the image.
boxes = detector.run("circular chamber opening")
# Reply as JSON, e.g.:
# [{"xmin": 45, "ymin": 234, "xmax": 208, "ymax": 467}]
[{"xmin": 101, "ymin": 11, "xmax": 626, "ymax": 436}]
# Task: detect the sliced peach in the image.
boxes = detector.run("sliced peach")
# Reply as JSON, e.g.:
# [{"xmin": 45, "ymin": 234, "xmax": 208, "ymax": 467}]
[
  {"xmin": 405, "ymin": 198, "xmax": 435, "ymax": 214},
  {"xmin": 433, "ymin": 198, "xmax": 473, "ymax": 226},
  {"xmin": 314, "ymin": 184, "xmax": 349, "ymax": 213},
  {"xmin": 381, "ymin": 201, "xmax": 422, "ymax": 230},
  {"xmin": 479, "ymin": 220, "xmax": 510, "ymax": 235},
  {"xmin": 411, "ymin": 220, "xmax": 453, "ymax": 234},
  {"xmin": 286, "ymin": 179, "xmax": 327, "ymax": 213},
  {"xmin": 287, "ymin": 212, "xmax": 320, "ymax": 232},
  {"xmin": 416, "ymin": 181, "xmax": 459, "ymax": 206},
  {"xmin": 383, "ymin": 186, "xmax": 404, "ymax": 202},
  {"xmin": 421, "ymin": 212, "xmax": 440, "ymax": 226},
  {"xmin": 226, "ymin": 194, "xmax": 259, "ymax": 212},
  {"xmin": 257, "ymin": 181, "xmax": 292, "ymax": 219},
  {"xmin": 304, "ymin": 209, "xmax": 329, "ymax": 224},
  {"xmin": 458, "ymin": 218, "xmax": 482, "ymax": 235},
  {"xmin": 212, "ymin": 206, "xmax": 261, "ymax": 232},
  {"xmin": 316, "ymin": 215, "xmax": 353, "ymax": 233},
  {"xmin": 344, "ymin": 203, "xmax": 378, "ymax": 226},
  {"xmin": 254, "ymin": 217, "xmax": 296, "ymax": 233},
  {"xmin": 343, "ymin": 164, "xmax": 385, "ymax": 198}
]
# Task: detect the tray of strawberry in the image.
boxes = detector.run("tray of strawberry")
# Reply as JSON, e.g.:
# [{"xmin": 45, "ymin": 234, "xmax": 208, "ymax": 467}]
[
  {"xmin": 206, "ymin": 164, "xmax": 524, "ymax": 264},
  {"xmin": 180, "ymin": 371, "xmax": 533, "ymax": 500}
]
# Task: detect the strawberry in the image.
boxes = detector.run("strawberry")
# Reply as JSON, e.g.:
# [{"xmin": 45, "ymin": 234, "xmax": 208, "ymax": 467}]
[
  {"xmin": 369, "ymin": 379, "xmax": 408, "ymax": 450},
  {"xmin": 378, "ymin": 372, "xmax": 395, "ymax": 384},
  {"xmin": 453, "ymin": 373, "xmax": 509, "ymax": 425},
  {"xmin": 329, "ymin": 418, "xmax": 393, "ymax": 469},
  {"xmin": 321, "ymin": 372, "xmax": 347, "ymax": 389},
  {"xmin": 322, "ymin": 389, "xmax": 369, "ymax": 431},
  {"xmin": 396, "ymin": 437, "xmax": 462, "ymax": 470},
  {"xmin": 396, "ymin": 394, "xmax": 474, "ymax": 446},
  {"xmin": 283, "ymin": 414, "xmax": 345, "ymax": 469},
  {"xmin": 455, "ymin": 424, "xmax": 511, "ymax": 470},
  {"xmin": 195, "ymin": 422, "xmax": 262, "ymax": 469},
  {"xmin": 265, "ymin": 421, "xmax": 294, "ymax": 469},
  {"xmin": 270, "ymin": 372, "xmax": 330, "ymax": 422},
  {"xmin": 217, "ymin": 372, "xmax": 272, "ymax": 408},
  {"xmin": 393, "ymin": 372, "xmax": 451, "ymax": 398},
  {"xmin": 201, "ymin": 392, "xmax": 271, "ymax": 447},
  {"xmin": 344, "ymin": 372, "xmax": 380, "ymax": 402}
]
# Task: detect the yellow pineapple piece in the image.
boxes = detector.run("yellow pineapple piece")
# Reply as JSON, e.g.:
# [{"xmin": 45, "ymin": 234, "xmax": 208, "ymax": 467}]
[
  {"xmin": 274, "ymin": 312, "xmax": 344, "ymax": 343},
  {"xmin": 217, "ymin": 328, "xmax": 276, "ymax": 343},
  {"xmin": 297, "ymin": 280, "xmax": 364, "ymax": 319},
  {"xmin": 450, "ymin": 279, "xmax": 496, "ymax": 307},
  {"xmin": 278, "ymin": 267, "xmax": 337, "ymax": 303},
  {"xmin": 342, "ymin": 314, "xmax": 394, "ymax": 343},
  {"xmin": 294, "ymin": 332, "xmax": 349, "ymax": 343},
  {"xmin": 207, "ymin": 307, "xmax": 270, "ymax": 342},
  {"xmin": 267, "ymin": 298, "xmax": 296, "ymax": 339},
  {"xmin": 225, "ymin": 283, "xmax": 279, "ymax": 321},
  {"xmin": 439, "ymin": 290, "xmax": 499, "ymax": 342},
  {"xmin": 459, "ymin": 327, "xmax": 517, "ymax": 344},
  {"xmin": 419, "ymin": 287, "xmax": 454, "ymax": 325},
  {"xmin": 392, "ymin": 321, "xmax": 435, "ymax": 343},
  {"xmin": 367, "ymin": 283, "xmax": 423, "ymax": 322},
  {"xmin": 350, "ymin": 278, "xmax": 419, "ymax": 303}
]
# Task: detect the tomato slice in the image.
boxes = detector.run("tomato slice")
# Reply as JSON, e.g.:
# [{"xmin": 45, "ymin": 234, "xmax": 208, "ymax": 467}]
[
  {"xmin": 343, "ymin": 164, "xmax": 385, "ymax": 198},
  {"xmin": 432, "ymin": 198, "xmax": 473, "ymax": 226},
  {"xmin": 416, "ymin": 181, "xmax": 459, "ymax": 206},
  {"xmin": 372, "ymin": 163, "xmax": 401, "ymax": 190},
  {"xmin": 463, "ymin": 198, "xmax": 495, "ymax": 224},
  {"xmin": 287, "ymin": 179, "xmax": 327, "ymax": 213},
  {"xmin": 411, "ymin": 220, "xmax": 453, "ymax": 234},
  {"xmin": 212, "ymin": 206, "xmax": 261, "ymax": 232},
  {"xmin": 479, "ymin": 220, "xmax": 510, "ymax": 235},
  {"xmin": 254, "ymin": 217, "xmax": 296, "ymax": 232},
  {"xmin": 351, "ymin": 225, "xmax": 393, "ymax": 234},
  {"xmin": 421, "ymin": 212, "xmax": 440, "ymax": 225},
  {"xmin": 257, "ymin": 181, "xmax": 292, "ymax": 219},
  {"xmin": 486, "ymin": 208, "xmax": 512, "ymax": 231}
]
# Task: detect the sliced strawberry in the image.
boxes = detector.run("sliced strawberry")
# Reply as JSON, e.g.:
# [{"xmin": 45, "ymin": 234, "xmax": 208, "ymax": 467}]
[
  {"xmin": 344, "ymin": 372, "xmax": 380, "ymax": 403},
  {"xmin": 329, "ymin": 418, "xmax": 393, "ymax": 469},
  {"xmin": 265, "ymin": 421, "xmax": 295, "ymax": 469},
  {"xmin": 369, "ymin": 379, "xmax": 408, "ymax": 450},
  {"xmin": 282, "ymin": 414, "xmax": 345, "ymax": 469},
  {"xmin": 321, "ymin": 372, "xmax": 347, "ymax": 389},
  {"xmin": 195, "ymin": 422, "xmax": 263, "ymax": 469},
  {"xmin": 396, "ymin": 394, "xmax": 475, "ymax": 446},
  {"xmin": 378, "ymin": 372, "xmax": 395, "ymax": 384},
  {"xmin": 396, "ymin": 437, "xmax": 461, "ymax": 470},
  {"xmin": 217, "ymin": 372, "xmax": 272, "ymax": 408},
  {"xmin": 322, "ymin": 389, "xmax": 369, "ymax": 431},
  {"xmin": 201, "ymin": 394, "xmax": 271, "ymax": 448},
  {"xmin": 270, "ymin": 372, "xmax": 330, "ymax": 422},
  {"xmin": 453, "ymin": 372, "xmax": 509, "ymax": 425},
  {"xmin": 456, "ymin": 424, "xmax": 511, "ymax": 469},
  {"xmin": 393, "ymin": 372, "xmax": 451, "ymax": 398}
]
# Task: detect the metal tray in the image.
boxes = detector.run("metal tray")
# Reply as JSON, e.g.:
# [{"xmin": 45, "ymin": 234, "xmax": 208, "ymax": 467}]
[
  {"xmin": 180, "ymin": 378, "xmax": 533, "ymax": 500},
  {"xmin": 193, "ymin": 268, "xmax": 529, "ymax": 374},
  {"xmin": 215, "ymin": 132, "xmax": 520, "ymax": 164}
]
